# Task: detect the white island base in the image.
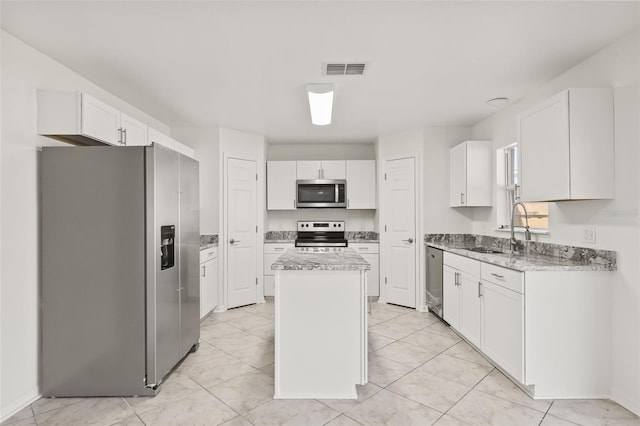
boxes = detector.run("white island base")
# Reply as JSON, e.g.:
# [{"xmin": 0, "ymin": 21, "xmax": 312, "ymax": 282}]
[{"xmin": 274, "ymin": 269, "xmax": 368, "ymax": 399}]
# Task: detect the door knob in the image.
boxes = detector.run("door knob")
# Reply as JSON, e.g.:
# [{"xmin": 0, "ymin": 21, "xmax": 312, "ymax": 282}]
[
  {"xmin": 402, "ymin": 238, "xmax": 414, "ymax": 244},
  {"xmin": 229, "ymin": 239, "xmax": 241, "ymax": 244}
]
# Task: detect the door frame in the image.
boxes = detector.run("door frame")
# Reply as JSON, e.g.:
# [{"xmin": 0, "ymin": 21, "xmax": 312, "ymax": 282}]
[
  {"xmin": 378, "ymin": 152, "xmax": 427, "ymax": 312},
  {"xmin": 218, "ymin": 152, "xmax": 265, "ymax": 312}
]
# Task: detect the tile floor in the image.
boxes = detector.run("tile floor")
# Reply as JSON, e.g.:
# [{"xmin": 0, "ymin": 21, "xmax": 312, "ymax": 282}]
[{"xmin": 3, "ymin": 299, "xmax": 639, "ymax": 426}]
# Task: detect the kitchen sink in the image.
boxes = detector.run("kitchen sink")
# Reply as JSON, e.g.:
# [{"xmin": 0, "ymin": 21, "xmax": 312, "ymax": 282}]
[{"xmin": 464, "ymin": 247, "xmax": 504, "ymax": 254}]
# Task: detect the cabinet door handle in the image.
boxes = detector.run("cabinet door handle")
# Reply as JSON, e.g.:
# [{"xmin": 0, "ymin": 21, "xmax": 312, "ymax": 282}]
[
  {"xmin": 201, "ymin": 265, "xmax": 206, "ymax": 277},
  {"xmin": 491, "ymin": 273, "xmax": 504, "ymax": 279},
  {"xmin": 454, "ymin": 272, "xmax": 460, "ymax": 285},
  {"xmin": 478, "ymin": 281, "xmax": 482, "ymax": 297},
  {"xmin": 294, "ymin": 199, "xmax": 296, "ymax": 209},
  {"xmin": 460, "ymin": 192, "xmax": 465, "ymax": 204},
  {"xmin": 123, "ymin": 128, "xmax": 127, "ymax": 145},
  {"xmin": 117, "ymin": 127, "xmax": 123, "ymax": 144},
  {"xmin": 347, "ymin": 199, "xmax": 350, "ymax": 209}
]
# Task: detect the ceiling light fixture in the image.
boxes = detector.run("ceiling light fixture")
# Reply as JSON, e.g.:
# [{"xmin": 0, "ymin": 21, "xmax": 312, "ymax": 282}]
[
  {"xmin": 307, "ymin": 84, "xmax": 334, "ymax": 126},
  {"xmin": 486, "ymin": 97, "xmax": 509, "ymax": 107}
]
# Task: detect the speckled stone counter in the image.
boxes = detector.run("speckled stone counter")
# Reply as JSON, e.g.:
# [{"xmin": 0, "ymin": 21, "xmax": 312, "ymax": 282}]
[
  {"xmin": 264, "ymin": 231, "xmax": 296, "ymax": 243},
  {"xmin": 264, "ymin": 230, "xmax": 379, "ymax": 244},
  {"xmin": 200, "ymin": 234, "xmax": 218, "ymax": 250},
  {"xmin": 271, "ymin": 247, "xmax": 371, "ymax": 271},
  {"xmin": 425, "ymin": 233, "xmax": 616, "ymax": 272}
]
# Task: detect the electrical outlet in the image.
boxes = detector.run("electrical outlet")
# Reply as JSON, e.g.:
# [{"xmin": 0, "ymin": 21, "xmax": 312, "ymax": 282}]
[{"xmin": 582, "ymin": 226, "xmax": 597, "ymax": 244}]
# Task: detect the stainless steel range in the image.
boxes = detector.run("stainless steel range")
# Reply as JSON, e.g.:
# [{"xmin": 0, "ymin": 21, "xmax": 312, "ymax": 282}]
[{"xmin": 295, "ymin": 221, "xmax": 348, "ymax": 247}]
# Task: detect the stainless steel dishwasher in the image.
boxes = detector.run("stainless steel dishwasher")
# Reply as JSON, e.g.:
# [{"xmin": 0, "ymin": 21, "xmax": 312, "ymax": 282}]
[{"xmin": 426, "ymin": 246, "xmax": 444, "ymax": 319}]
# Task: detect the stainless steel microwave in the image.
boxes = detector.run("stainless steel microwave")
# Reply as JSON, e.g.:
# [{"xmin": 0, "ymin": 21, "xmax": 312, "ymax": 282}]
[{"xmin": 296, "ymin": 179, "xmax": 346, "ymax": 208}]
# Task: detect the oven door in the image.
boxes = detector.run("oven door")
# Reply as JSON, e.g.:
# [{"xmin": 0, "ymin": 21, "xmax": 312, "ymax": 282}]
[{"xmin": 296, "ymin": 180, "xmax": 346, "ymax": 208}]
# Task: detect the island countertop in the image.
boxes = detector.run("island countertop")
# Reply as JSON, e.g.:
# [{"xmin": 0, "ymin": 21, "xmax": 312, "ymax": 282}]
[{"xmin": 271, "ymin": 247, "xmax": 371, "ymax": 271}]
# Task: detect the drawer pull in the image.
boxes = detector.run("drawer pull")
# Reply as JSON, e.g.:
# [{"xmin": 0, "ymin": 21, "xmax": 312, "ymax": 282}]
[
  {"xmin": 491, "ymin": 273, "xmax": 504, "ymax": 279},
  {"xmin": 359, "ymin": 247, "xmax": 369, "ymax": 251},
  {"xmin": 275, "ymin": 247, "xmax": 284, "ymax": 251},
  {"xmin": 207, "ymin": 251, "xmax": 215, "ymax": 256}
]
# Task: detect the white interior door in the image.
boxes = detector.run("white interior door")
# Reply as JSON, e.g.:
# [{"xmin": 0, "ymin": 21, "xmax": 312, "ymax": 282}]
[
  {"xmin": 227, "ymin": 158, "xmax": 258, "ymax": 308},
  {"xmin": 384, "ymin": 157, "xmax": 416, "ymax": 308}
]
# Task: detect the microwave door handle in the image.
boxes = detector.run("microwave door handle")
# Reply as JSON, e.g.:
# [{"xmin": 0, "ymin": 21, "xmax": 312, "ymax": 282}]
[{"xmin": 335, "ymin": 184, "xmax": 339, "ymax": 203}]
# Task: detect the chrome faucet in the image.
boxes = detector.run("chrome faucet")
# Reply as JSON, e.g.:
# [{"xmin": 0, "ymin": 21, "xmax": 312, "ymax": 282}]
[{"xmin": 510, "ymin": 201, "xmax": 531, "ymax": 254}]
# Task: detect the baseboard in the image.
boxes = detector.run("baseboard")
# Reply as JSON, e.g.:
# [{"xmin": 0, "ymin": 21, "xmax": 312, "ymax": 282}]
[
  {"xmin": 1, "ymin": 389, "xmax": 40, "ymax": 424},
  {"xmin": 610, "ymin": 388, "xmax": 640, "ymax": 417}
]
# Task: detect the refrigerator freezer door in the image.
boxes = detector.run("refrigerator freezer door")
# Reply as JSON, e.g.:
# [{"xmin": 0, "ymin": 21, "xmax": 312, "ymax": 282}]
[
  {"xmin": 41, "ymin": 146, "xmax": 148, "ymax": 396},
  {"xmin": 146, "ymin": 144, "xmax": 181, "ymax": 386},
  {"xmin": 179, "ymin": 155, "xmax": 201, "ymax": 357}
]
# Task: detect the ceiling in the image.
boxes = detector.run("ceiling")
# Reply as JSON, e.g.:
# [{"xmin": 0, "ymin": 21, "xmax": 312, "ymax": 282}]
[{"xmin": 1, "ymin": 1, "xmax": 638, "ymax": 144}]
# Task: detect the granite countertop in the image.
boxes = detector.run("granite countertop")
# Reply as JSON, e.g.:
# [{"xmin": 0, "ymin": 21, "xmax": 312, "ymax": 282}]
[
  {"xmin": 264, "ymin": 231, "xmax": 379, "ymax": 244},
  {"xmin": 264, "ymin": 239, "xmax": 295, "ymax": 244},
  {"xmin": 271, "ymin": 247, "xmax": 371, "ymax": 271},
  {"xmin": 427, "ymin": 241, "xmax": 615, "ymax": 272},
  {"xmin": 200, "ymin": 234, "xmax": 218, "ymax": 250}
]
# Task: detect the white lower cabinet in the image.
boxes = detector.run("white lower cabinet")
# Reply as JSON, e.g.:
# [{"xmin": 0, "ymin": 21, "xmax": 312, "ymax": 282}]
[
  {"xmin": 200, "ymin": 247, "xmax": 218, "ymax": 319},
  {"xmin": 441, "ymin": 249, "xmax": 610, "ymax": 398},
  {"xmin": 443, "ymin": 253, "xmax": 481, "ymax": 347},
  {"xmin": 264, "ymin": 243, "xmax": 294, "ymax": 297},
  {"xmin": 480, "ymin": 262, "xmax": 524, "ymax": 382},
  {"xmin": 481, "ymin": 279, "xmax": 524, "ymax": 382},
  {"xmin": 350, "ymin": 243, "xmax": 379, "ymax": 297}
]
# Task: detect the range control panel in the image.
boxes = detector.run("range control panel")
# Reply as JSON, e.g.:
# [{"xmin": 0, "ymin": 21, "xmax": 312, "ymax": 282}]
[{"xmin": 297, "ymin": 221, "xmax": 345, "ymax": 232}]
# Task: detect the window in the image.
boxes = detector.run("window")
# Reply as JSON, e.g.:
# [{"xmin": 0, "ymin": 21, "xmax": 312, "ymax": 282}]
[{"xmin": 500, "ymin": 144, "xmax": 549, "ymax": 230}]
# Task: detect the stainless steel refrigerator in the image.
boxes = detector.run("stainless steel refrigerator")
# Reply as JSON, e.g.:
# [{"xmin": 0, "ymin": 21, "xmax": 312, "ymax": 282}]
[{"xmin": 41, "ymin": 144, "xmax": 200, "ymax": 396}]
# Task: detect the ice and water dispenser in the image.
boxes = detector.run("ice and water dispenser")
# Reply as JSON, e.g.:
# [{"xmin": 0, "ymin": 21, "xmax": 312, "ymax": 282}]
[{"xmin": 160, "ymin": 225, "xmax": 175, "ymax": 270}]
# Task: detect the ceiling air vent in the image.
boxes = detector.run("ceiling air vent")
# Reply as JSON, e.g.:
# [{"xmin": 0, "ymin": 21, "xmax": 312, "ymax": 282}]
[{"xmin": 324, "ymin": 63, "xmax": 367, "ymax": 76}]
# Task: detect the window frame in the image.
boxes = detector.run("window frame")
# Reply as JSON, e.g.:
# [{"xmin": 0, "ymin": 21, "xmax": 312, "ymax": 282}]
[{"xmin": 497, "ymin": 143, "xmax": 549, "ymax": 232}]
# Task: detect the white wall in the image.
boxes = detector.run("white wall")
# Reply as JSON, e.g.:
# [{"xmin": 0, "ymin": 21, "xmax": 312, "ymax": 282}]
[
  {"xmin": 218, "ymin": 128, "xmax": 266, "ymax": 308},
  {"xmin": 171, "ymin": 127, "xmax": 219, "ymax": 235},
  {"xmin": 471, "ymin": 30, "xmax": 640, "ymax": 415},
  {"xmin": 423, "ymin": 127, "xmax": 474, "ymax": 234},
  {"xmin": 0, "ymin": 31, "xmax": 171, "ymax": 421},
  {"xmin": 266, "ymin": 142, "xmax": 377, "ymax": 232}
]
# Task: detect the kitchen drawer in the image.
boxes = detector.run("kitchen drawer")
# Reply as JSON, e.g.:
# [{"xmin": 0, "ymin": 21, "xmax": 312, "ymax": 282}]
[
  {"xmin": 349, "ymin": 243, "xmax": 379, "ymax": 254},
  {"xmin": 481, "ymin": 263, "xmax": 524, "ymax": 294},
  {"xmin": 264, "ymin": 243, "xmax": 293, "ymax": 275},
  {"xmin": 443, "ymin": 252, "xmax": 480, "ymax": 277},
  {"xmin": 264, "ymin": 243, "xmax": 293, "ymax": 254},
  {"xmin": 200, "ymin": 247, "xmax": 217, "ymax": 264}
]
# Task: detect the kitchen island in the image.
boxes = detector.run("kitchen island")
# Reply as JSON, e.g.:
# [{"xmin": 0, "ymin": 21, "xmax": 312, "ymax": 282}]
[{"xmin": 271, "ymin": 247, "xmax": 370, "ymax": 399}]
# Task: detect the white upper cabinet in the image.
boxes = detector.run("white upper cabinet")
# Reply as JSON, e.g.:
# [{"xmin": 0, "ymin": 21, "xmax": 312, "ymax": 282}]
[
  {"xmin": 518, "ymin": 88, "xmax": 614, "ymax": 201},
  {"xmin": 346, "ymin": 160, "xmax": 376, "ymax": 209},
  {"xmin": 119, "ymin": 113, "xmax": 148, "ymax": 146},
  {"xmin": 267, "ymin": 161, "xmax": 297, "ymax": 210},
  {"xmin": 37, "ymin": 90, "xmax": 197, "ymax": 158},
  {"xmin": 449, "ymin": 140, "xmax": 492, "ymax": 207},
  {"xmin": 37, "ymin": 91, "xmax": 149, "ymax": 147},
  {"xmin": 320, "ymin": 161, "xmax": 346, "ymax": 179},
  {"xmin": 173, "ymin": 139, "xmax": 195, "ymax": 159},
  {"xmin": 148, "ymin": 127, "xmax": 175, "ymax": 150},
  {"xmin": 296, "ymin": 160, "xmax": 345, "ymax": 180},
  {"xmin": 81, "ymin": 93, "xmax": 122, "ymax": 145},
  {"xmin": 296, "ymin": 161, "xmax": 322, "ymax": 179}
]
